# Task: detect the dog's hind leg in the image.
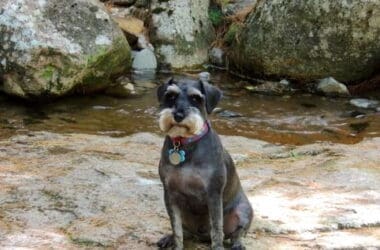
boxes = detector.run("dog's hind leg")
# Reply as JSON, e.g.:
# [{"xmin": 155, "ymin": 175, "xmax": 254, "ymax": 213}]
[{"xmin": 224, "ymin": 197, "xmax": 253, "ymax": 250}]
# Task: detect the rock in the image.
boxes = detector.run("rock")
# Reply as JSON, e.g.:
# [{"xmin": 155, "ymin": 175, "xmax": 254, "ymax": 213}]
[
  {"xmin": 198, "ymin": 72, "xmax": 210, "ymax": 82},
  {"xmin": 105, "ymin": 76, "xmax": 137, "ymax": 97},
  {"xmin": 218, "ymin": 110, "xmax": 243, "ymax": 118},
  {"xmin": 1, "ymin": 132, "xmax": 380, "ymax": 249},
  {"xmin": 113, "ymin": 16, "xmax": 145, "ymax": 37},
  {"xmin": 112, "ymin": 16, "xmax": 147, "ymax": 48},
  {"xmin": 135, "ymin": 0, "xmax": 149, "ymax": 8},
  {"xmin": 222, "ymin": 0, "xmax": 257, "ymax": 15},
  {"xmin": 0, "ymin": 0, "xmax": 131, "ymax": 99},
  {"xmin": 350, "ymin": 98, "xmax": 379, "ymax": 110},
  {"xmin": 316, "ymin": 77, "xmax": 350, "ymax": 97},
  {"xmin": 245, "ymin": 80, "xmax": 294, "ymax": 96},
  {"xmin": 132, "ymin": 48, "xmax": 157, "ymax": 70},
  {"xmin": 229, "ymin": 1, "xmax": 380, "ymax": 83},
  {"xmin": 137, "ymin": 35, "xmax": 154, "ymax": 51},
  {"xmin": 150, "ymin": 0, "xmax": 215, "ymax": 69},
  {"xmin": 209, "ymin": 47, "xmax": 225, "ymax": 67},
  {"xmin": 111, "ymin": 0, "xmax": 136, "ymax": 7}
]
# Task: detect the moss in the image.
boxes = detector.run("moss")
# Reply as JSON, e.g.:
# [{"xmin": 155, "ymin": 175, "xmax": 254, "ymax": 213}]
[
  {"xmin": 208, "ymin": 7, "xmax": 223, "ymax": 27},
  {"xmin": 152, "ymin": 7, "xmax": 166, "ymax": 14},
  {"xmin": 75, "ymin": 36, "xmax": 131, "ymax": 92},
  {"xmin": 223, "ymin": 23, "xmax": 241, "ymax": 45},
  {"xmin": 40, "ymin": 65, "xmax": 56, "ymax": 81}
]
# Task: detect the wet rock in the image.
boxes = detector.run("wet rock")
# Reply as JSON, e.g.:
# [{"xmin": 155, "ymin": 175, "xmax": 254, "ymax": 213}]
[
  {"xmin": 316, "ymin": 77, "xmax": 350, "ymax": 97},
  {"xmin": 209, "ymin": 47, "xmax": 225, "ymax": 67},
  {"xmin": 229, "ymin": 1, "xmax": 380, "ymax": 83},
  {"xmin": 150, "ymin": 0, "xmax": 215, "ymax": 69},
  {"xmin": 349, "ymin": 122, "xmax": 370, "ymax": 133},
  {"xmin": 217, "ymin": 110, "xmax": 243, "ymax": 118},
  {"xmin": 105, "ymin": 76, "xmax": 137, "ymax": 97},
  {"xmin": 132, "ymin": 48, "xmax": 157, "ymax": 70},
  {"xmin": 199, "ymin": 72, "xmax": 210, "ymax": 82},
  {"xmin": 0, "ymin": 0, "xmax": 131, "ymax": 99},
  {"xmin": 245, "ymin": 80, "xmax": 294, "ymax": 96},
  {"xmin": 350, "ymin": 98, "xmax": 379, "ymax": 110}
]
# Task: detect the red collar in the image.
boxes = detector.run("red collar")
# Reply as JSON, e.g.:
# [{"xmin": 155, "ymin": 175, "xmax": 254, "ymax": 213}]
[{"xmin": 171, "ymin": 122, "xmax": 210, "ymax": 146}]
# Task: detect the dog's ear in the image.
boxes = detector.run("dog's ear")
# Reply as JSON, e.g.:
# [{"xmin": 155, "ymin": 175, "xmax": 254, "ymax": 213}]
[
  {"xmin": 200, "ymin": 80, "xmax": 222, "ymax": 114},
  {"xmin": 157, "ymin": 77, "xmax": 175, "ymax": 103}
]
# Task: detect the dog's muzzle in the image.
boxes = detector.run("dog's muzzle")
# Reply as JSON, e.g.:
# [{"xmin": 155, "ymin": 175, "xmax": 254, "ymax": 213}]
[{"xmin": 159, "ymin": 108, "xmax": 204, "ymax": 137}]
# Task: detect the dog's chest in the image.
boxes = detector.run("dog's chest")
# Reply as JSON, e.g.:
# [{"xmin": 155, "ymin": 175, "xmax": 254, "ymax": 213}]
[{"xmin": 165, "ymin": 166, "xmax": 209, "ymax": 200}]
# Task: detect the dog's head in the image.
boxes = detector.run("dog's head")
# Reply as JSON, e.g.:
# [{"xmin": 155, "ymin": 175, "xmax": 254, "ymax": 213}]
[{"xmin": 157, "ymin": 77, "xmax": 222, "ymax": 138}]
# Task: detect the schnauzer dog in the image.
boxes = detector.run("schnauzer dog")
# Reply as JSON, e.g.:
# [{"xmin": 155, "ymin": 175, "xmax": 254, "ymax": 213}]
[{"xmin": 156, "ymin": 77, "xmax": 253, "ymax": 250}]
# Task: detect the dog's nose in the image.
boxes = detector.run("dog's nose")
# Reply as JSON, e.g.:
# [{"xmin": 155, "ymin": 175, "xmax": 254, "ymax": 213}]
[{"xmin": 173, "ymin": 112, "xmax": 185, "ymax": 123}]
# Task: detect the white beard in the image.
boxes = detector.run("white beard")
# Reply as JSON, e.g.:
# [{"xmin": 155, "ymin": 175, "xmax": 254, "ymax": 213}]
[{"xmin": 159, "ymin": 108, "xmax": 204, "ymax": 137}]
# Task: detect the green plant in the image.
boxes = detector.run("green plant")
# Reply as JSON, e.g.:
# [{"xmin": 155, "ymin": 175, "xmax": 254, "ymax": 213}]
[
  {"xmin": 223, "ymin": 23, "xmax": 240, "ymax": 45},
  {"xmin": 208, "ymin": 8, "xmax": 223, "ymax": 27}
]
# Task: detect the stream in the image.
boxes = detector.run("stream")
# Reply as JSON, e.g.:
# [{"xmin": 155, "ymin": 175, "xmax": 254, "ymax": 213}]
[{"xmin": 0, "ymin": 72, "xmax": 379, "ymax": 145}]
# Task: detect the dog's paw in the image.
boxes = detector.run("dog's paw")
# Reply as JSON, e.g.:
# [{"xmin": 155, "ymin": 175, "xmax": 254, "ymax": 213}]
[{"xmin": 157, "ymin": 234, "xmax": 174, "ymax": 249}]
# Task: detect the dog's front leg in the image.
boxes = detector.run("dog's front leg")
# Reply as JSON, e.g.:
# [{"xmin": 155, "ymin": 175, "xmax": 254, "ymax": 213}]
[
  {"xmin": 165, "ymin": 192, "xmax": 183, "ymax": 249},
  {"xmin": 208, "ymin": 192, "xmax": 224, "ymax": 250}
]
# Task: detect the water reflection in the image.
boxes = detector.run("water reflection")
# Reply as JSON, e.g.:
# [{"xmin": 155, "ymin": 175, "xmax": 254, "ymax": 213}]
[{"xmin": 0, "ymin": 73, "xmax": 379, "ymax": 145}]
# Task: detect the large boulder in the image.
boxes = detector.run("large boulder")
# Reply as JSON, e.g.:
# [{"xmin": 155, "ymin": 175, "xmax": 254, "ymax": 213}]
[
  {"xmin": 0, "ymin": 0, "xmax": 131, "ymax": 99},
  {"xmin": 229, "ymin": 1, "xmax": 380, "ymax": 83},
  {"xmin": 150, "ymin": 0, "xmax": 214, "ymax": 69}
]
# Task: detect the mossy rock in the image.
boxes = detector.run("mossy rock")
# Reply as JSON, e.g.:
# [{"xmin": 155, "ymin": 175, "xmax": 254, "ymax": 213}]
[
  {"xmin": 0, "ymin": 0, "xmax": 131, "ymax": 99},
  {"xmin": 229, "ymin": 0, "xmax": 380, "ymax": 83}
]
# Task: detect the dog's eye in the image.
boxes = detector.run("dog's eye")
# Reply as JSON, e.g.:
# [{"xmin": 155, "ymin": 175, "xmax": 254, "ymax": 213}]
[
  {"xmin": 190, "ymin": 95, "xmax": 203, "ymax": 104},
  {"xmin": 165, "ymin": 93, "xmax": 178, "ymax": 102}
]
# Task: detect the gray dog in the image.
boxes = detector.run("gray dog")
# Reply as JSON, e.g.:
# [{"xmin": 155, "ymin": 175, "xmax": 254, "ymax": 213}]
[{"xmin": 156, "ymin": 77, "xmax": 253, "ymax": 250}]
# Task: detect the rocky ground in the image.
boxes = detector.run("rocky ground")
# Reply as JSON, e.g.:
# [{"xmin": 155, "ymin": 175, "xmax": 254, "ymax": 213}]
[{"xmin": 0, "ymin": 131, "xmax": 379, "ymax": 249}]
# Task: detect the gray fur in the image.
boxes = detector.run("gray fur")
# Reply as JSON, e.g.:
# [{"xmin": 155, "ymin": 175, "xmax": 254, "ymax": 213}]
[{"xmin": 157, "ymin": 78, "xmax": 253, "ymax": 250}]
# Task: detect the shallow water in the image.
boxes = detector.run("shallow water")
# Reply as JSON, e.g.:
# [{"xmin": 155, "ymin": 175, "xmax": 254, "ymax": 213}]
[{"xmin": 0, "ymin": 72, "xmax": 379, "ymax": 145}]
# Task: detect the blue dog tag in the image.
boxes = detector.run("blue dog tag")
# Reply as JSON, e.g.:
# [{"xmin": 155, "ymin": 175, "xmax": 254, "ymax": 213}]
[{"xmin": 169, "ymin": 149, "xmax": 186, "ymax": 165}]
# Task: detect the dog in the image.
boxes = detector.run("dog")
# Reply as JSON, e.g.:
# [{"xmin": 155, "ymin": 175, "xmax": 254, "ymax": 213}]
[{"xmin": 156, "ymin": 77, "xmax": 253, "ymax": 250}]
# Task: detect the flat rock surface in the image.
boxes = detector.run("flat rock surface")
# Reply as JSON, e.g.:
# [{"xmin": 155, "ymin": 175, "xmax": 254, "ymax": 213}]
[{"xmin": 0, "ymin": 132, "xmax": 379, "ymax": 249}]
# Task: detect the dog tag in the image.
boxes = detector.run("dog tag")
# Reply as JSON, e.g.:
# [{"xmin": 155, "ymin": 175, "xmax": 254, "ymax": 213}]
[{"xmin": 168, "ymin": 149, "xmax": 186, "ymax": 165}]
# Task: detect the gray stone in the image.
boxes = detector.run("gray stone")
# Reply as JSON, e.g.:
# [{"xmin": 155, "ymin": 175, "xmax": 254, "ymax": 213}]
[
  {"xmin": 229, "ymin": 1, "xmax": 380, "ymax": 83},
  {"xmin": 198, "ymin": 72, "xmax": 210, "ymax": 82},
  {"xmin": 317, "ymin": 77, "xmax": 350, "ymax": 97},
  {"xmin": 279, "ymin": 79, "xmax": 290, "ymax": 86},
  {"xmin": 135, "ymin": 0, "xmax": 149, "ymax": 8},
  {"xmin": 218, "ymin": 110, "xmax": 243, "ymax": 118},
  {"xmin": 209, "ymin": 47, "xmax": 225, "ymax": 67},
  {"xmin": 105, "ymin": 76, "xmax": 137, "ymax": 98},
  {"xmin": 137, "ymin": 35, "xmax": 154, "ymax": 51},
  {"xmin": 350, "ymin": 98, "xmax": 379, "ymax": 109},
  {"xmin": 0, "ymin": 0, "xmax": 131, "ymax": 99},
  {"xmin": 245, "ymin": 80, "xmax": 294, "ymax": 96},
  {"xmin": 222, "ymin": 0, "xmax": 258, "ymax": 15},
  {"xmin": 132, "ymin": 49, "xmax": 157, "ymax": 70},
  {"xmin": 150, "ymin": 0, "xmax": 215, "ymax": 69}
]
